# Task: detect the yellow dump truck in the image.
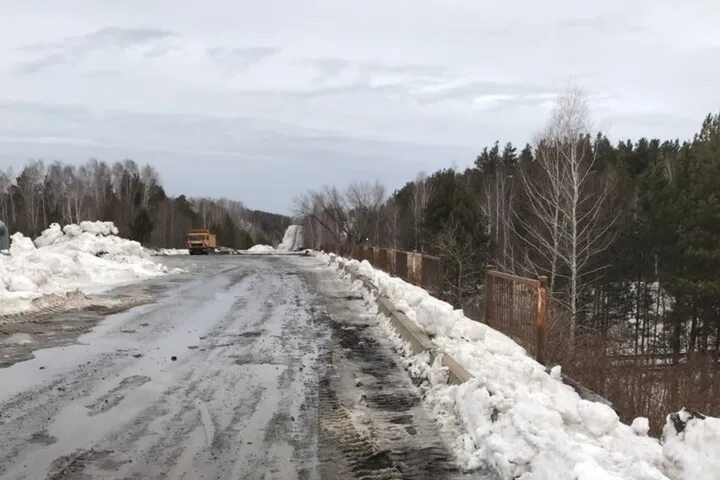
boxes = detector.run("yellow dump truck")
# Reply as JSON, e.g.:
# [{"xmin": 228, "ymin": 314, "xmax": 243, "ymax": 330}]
[{"xmin": 187, "ymin": 229, "xmax": 217, "ymax": 255}]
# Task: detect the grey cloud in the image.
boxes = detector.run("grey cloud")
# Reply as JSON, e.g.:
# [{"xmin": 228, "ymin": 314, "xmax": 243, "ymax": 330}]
[
  {"xmin": 143, "ymin": 44, "xmax": 184, "ymax": 58},
  {"xmin": 85, "ymin": 69, "xmax": 120, "ymax": 79},
  {"xmin": 302, "ymin": 57, "xmax": 351, "ymax": 78},
  {"xmin": 17, "ymin": 27, "xmax": 176, "ymax": 54},
  {"xmin": 358, "ymin": 61, "xmax": 446, "ymax": 77},
  {"xmin": 199, "ymin": 82, "xmax": 408, "ymax": 101},
  {"xmin": 16, "ymin": 53, "xmax": 67, "ymax": 74},
  {"xmin": 303, "ymin": 56, "xmax": 446, "ymax": 80},
  {"xmin": 555, "ymin": 16, "xmax": 646, "ymax": 35},
  {"xmin": 291, "ymin": 82, "xmax": 407, "ymax": 99},
  {"xmin": 602, "ymin": 111, "xmax": 699, "ymax": 129},
  {"xmin": 207, "ymin": 46, "xmax": 280, "ymax": 71},
  {"xmin": 415, "ymin": 81, "xmax": 558, "ymax": 104},
  {"xmin": 15, "ymin": 27, "xmax": 177, "ymax": 73},
  {"xmin": 70, "ymin": 27, "xmax": 176, "ymax": 50},
  {"xmin": 478, "ymin": 94, "xmax": 557, "ymax": 111}
]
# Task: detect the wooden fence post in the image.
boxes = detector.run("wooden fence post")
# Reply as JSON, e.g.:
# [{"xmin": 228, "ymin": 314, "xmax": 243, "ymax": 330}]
[
  {"xmin": 537, "ymin": 276, "xmax": 548, "ymax": 365},
  {"xmin": 439, "ymin": 256, "xmax": 445, "ymax": 299},
  {"xmin": 484, "ymin": 266, "xmax": 494, "ymax": 325}
]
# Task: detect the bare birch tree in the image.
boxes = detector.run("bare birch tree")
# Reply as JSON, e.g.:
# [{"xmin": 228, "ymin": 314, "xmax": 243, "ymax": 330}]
[
  {"xmin": 140, "ymin": 164, "xmax": 159, "ymax": 207},
  {"xmin": 16, "ymin": 160, "xmax": 45, "ymax": 234},
  {"xmin": 347, "ymin": 180, "xmax": 386, "ymax": 245},
  {"xmin": 513, "ymin": 88, "xmax": 617, "ymax": 340},
  {"xmin": 295, "ymin": 186, "xmax": 352, "ymax": 250},
  {"xmin": 410, "ymin": 172, "xmax": 432, "ymax": 251},
  {"xmin": 0, "ymin": 168, "xmax": 13, "ymax": 222},
  {"xmin": 87, "ymin": 159, "xmax": 111, "ymax": 219},
  {"xmin": 296, "ymin": 181, "xmax": 386, "ymax": 251},
  {"xmin": 66, "ymin": 165, "xmax": 87, "ymax": 223}
]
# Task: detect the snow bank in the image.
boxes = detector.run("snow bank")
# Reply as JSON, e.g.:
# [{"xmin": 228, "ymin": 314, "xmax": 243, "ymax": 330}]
[
  {"xmin": 247, "ymin": 244, "xmax": 275, "ymax": 253},
  {"xmin": 0, "ymin": 222, "xmax": 168, "ymax": 315},
  {"xmin": 661, "ymin": 410, "xmax": 720, "ymax": 480},
  {"xmin": 277, "ymin": 225, "xmax": 304, "ymax": 251},
  {"xmin": 148, "ymin": 248, "xmax": 190, "ymax": 256},
  {"xmin": 320, "ymin": 253, "xmax": 695, "ymax": 480}
]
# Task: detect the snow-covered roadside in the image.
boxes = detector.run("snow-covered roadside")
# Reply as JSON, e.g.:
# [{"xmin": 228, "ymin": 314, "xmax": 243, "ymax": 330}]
[
  {"xmin": 0, "ymin": 222, "xmax": 169, "ymax": 316},
  {"xmin": 246, "ymin": 244, "xmax": 276, "ymax": 253},
  {"xmin": 319, "ymin": 252, "xmax": 720, "ymax": 480},
  {"xmin": 147, "ymin": 248, "xmax": 190, "ymax": 256}
]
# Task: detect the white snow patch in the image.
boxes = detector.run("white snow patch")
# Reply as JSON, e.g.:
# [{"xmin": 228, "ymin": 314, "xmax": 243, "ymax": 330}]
[
  {"xmin": 0, "ymin": 222, "xmax": 168, "ymax": 315},
  {"xmin": 633, "ymin": 417, "xmax": 651, "ymax": 437},
  {"xmin": 148, "ymin": 248, "xmax": 190, "ymax": 256},
  {"xmin": 318, "ymin": 252, "xmax": 697, "ymax": 480},
  {"xmin": 661, "ymin": 410, "xmax": 720, "ymax": 480},
  {"xmin": 247, "ymin": 244, "xmax": 275, "ymax": 253},
  {"xmin": 1, "ymin": 333, "xmax": 33, "ymax": 345},
  {"xmin": 577, "ymin": 399, "xmax": 620, "ymax": 436}
]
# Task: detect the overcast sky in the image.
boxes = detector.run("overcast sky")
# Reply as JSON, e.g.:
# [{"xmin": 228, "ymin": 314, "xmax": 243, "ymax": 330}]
[{"xmin": 1, "ymin": 1, "xmax": 719, "ymax": 214}]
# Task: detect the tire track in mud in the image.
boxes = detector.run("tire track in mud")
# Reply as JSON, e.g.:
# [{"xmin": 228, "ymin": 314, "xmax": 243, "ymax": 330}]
[
  {"xmin": 4, "ymin": 258, "xmax": 328, "ymax": 480},
  {"xmin": 85, "ymin": 375, "xmax": 152, "ymax": 416},
  {"xmin": 309, "ymin": 271, "xmax": 477, "ymax": 480},
  {"xmin": 0, "ymin": 263, "xmax": 259, "ymax": 479},
  {"xmin": 75, "ymin": 271, "xmax": 288, "ymax": 479}
]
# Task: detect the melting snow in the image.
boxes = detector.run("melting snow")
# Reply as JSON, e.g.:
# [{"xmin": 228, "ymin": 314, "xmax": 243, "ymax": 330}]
[
  {"xmin": 321, "ymin": 252, "xmax": 719, "ymax": 480},
  {"xmin": 0, "ymin": 222, "xmax": 168, "ymax": 315},
  {"xmin": 247, "ymin": 244, "xmax": 275, "ymax": 253}
]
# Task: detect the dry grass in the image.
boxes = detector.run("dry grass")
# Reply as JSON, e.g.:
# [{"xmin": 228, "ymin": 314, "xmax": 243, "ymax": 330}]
[{"xmin": 546, "ymin": 311, "xmax": 720, "ymax": 435}]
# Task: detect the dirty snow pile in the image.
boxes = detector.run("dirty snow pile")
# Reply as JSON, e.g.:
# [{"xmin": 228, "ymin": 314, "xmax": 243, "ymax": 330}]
[
  {"xmin": 321, "ymin": 253, "xmax": 720, "ymax": 480},
  {"xmin": 277, "ymin": 225, "xmax": 304, "ymax": 251},
  {"xmin": 0, "ymin": 222, "xmax": 168, "ymax": 315}
]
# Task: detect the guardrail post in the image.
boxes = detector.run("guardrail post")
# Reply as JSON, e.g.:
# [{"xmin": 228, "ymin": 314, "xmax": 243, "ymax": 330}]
[{"xmin": 537, "ymin": 276, "xmax": 548, "ymax": 365}]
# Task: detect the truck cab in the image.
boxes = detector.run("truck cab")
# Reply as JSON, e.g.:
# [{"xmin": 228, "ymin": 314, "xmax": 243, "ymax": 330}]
[{"xmin": 187, "ymin": 229, "xmax": 217, "ymax": 255}]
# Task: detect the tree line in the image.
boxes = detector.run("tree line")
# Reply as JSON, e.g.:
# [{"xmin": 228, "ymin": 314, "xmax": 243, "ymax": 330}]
[
  {"xmin": 298, "ymin": 89, "xmax": 720, "ymax": 362},
  {"xmin": 0, "ymin": 158, "xmax": 290, "ymax": 249}
]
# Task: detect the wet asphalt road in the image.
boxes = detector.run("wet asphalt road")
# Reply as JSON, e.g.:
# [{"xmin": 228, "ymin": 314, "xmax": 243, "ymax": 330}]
[{"xmin": 0, "ymin": 255, "xmax": 488, "ymax": 480}]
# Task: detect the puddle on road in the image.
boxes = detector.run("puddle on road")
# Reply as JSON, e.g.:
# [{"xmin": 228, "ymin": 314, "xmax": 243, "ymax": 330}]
[{"xmin": 0, "ymin": 273, "xmax": 252, "ymax": 479}]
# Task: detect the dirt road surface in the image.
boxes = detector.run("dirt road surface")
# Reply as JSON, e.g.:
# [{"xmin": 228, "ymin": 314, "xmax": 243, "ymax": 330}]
[{"xmin": 0, "ymin": 255, "xmax": 491, "ymax": 480}]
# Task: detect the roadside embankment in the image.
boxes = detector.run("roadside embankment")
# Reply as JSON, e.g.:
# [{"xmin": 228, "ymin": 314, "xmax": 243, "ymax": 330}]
[{"xmin": 320, "ymin": 251, "xmax": 719, "ymax": 480}]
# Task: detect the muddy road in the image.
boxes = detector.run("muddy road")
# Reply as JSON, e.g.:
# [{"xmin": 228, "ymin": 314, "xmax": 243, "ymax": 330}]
[{"xmin": 0, "ymin": 255, "xmax": 489, "ymax": 480}]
